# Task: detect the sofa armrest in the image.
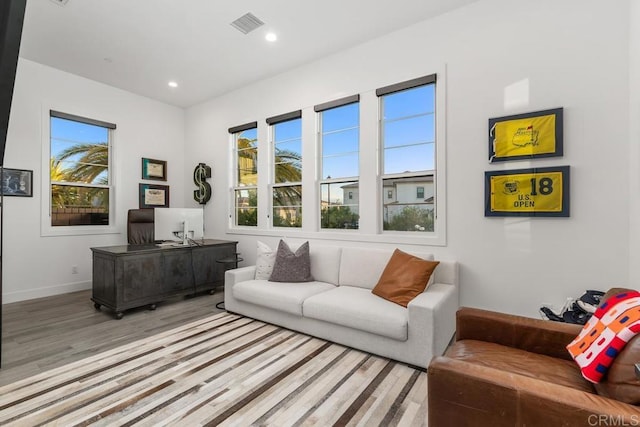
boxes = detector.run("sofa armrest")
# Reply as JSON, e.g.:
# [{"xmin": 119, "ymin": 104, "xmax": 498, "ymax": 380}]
[
  {"xmin": 408, "ymin": 282, "xmax": 459, "ymax": 358},
  {"xmin": 456, "ymin": 307, "xmax": 581, "ymax": 361},
  {"xmin": 225, "ymin": 265, "xmax": 257, "ymax": 286},
  {"xmin": 428, "ymin": 356, "xmax": 640, "ymax": 426}
]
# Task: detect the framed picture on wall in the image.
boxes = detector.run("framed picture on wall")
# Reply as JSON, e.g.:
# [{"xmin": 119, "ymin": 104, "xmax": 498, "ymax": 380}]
[
  {"xmin": 1, "ymin": 168, "xmax": 33, "ymax": 197},
  {"xmin": 488, "ymin": 107, "xmax": 563, "ymax": 162},
  {"xmin": 139, "ymin": 183, "xmax": 170, "ymax": 208},
  {"xmin": 141, "ymin": 158, "xmax": 167, "ymax": 181},
  {"xmin": 484, "ymin": 166, "xmax": 570, "ymax": 217}
]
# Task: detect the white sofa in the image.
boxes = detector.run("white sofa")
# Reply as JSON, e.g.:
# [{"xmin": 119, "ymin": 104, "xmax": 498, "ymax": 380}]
[{"xmin": 224, "ymin": 245, "xmax": 459, "ymax": 369}]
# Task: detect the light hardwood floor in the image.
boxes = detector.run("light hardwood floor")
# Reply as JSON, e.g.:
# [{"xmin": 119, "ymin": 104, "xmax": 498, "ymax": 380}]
[{"xmin": 0, "ymin": 289, "xmax": 224, "ymax": 386}]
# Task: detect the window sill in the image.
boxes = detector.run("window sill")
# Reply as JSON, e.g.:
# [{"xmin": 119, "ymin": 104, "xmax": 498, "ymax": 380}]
[
  {"xmin": 226, "ymin": 227, "xmax": 446, "ymax": 246},
  {"xmin": 41, "ymin": 225, "xmax": 120, "ymax": 237}
]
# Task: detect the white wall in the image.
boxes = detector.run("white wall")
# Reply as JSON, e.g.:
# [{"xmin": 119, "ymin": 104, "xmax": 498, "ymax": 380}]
[
  {"xmin": 186, "ymin": 0, "xmax": 631, "ymax": 317},
  {"xmin": 2, "ymin": 59, "xmax": 186, "ymax": 303},
  {"xmin": 629, "ymin": 2, "xmax": 640, "ymax": 286}
]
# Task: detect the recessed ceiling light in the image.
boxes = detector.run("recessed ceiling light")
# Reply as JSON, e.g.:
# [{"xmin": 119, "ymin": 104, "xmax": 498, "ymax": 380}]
[
  {"xmin": 265, "ymin": 32, "xmax": 277, "ymax": 42},
  {"xmin": 168, "ymin": 81, "xmax": 178, "ymax": 88}
]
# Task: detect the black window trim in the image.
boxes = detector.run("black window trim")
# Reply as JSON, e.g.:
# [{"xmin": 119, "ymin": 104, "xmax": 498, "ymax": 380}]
[
  {"xmin": 228, "ymin": 121, "xmax": 258, "ymax": 134},
  {"xmin": 266, "ymin": 110, "xmax": 302, "ymax": 125},
  {"xmin": 50, "ymin": 110, "xmax": 116, "ymax": 129},
  {"xmin": 314, "ymin": 94, "xmax": 360, "ymax": 113},
  {"xmin": 375, "ymin": 74, "xmax": 436, "ymax": 97}
]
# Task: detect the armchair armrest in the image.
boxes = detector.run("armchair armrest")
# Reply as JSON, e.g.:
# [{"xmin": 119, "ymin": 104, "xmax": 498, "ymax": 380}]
[
  {"xmin": 428, "ymin": 356, "xmax": 640, "ymax": 426},
  {"xmin": 456, "ymin": 307, "xmax": 581, "ymax": 361}
]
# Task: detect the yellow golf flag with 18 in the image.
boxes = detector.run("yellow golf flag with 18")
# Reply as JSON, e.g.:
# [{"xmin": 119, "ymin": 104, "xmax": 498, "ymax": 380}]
[{"xmin": 490, "ymin": 170, "xmax": 564, "ymax": 213}]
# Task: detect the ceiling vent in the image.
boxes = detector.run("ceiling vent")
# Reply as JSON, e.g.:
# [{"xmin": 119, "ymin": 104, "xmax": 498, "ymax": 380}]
[
  {"xmin": 49, "ymin": 0, "xmax": 70, "ymax": 5},
  {"xmin": 230, "ymin": 12, "xmax": 264, "ymax": 35}
]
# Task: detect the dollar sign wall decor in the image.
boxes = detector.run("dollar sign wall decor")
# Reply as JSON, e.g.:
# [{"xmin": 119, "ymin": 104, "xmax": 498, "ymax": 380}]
[{"xmin": 193, "ymin": 163, "xmax": 212, "ymax": 204}]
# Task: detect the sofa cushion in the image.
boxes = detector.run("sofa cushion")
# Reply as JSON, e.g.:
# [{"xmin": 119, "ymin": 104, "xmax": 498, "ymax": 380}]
[
  {"xmin": 309, "ymin": 246, "xmax": 342, "ymax": 285},
  {"xmin": 446, "ymin": 339, "xmax": 595, "ymax": 394},
  {"xmin": 269, "ymin": 240, "xmax": 313, "ymax": 282},
  {"xmin": 338, "ymin": 247, "xmax": 434, "ymax": 290},
  {"xmin": 303, "ymin": 286, "xmax": 408, "ymax": 341},
  {"xmin": 372, "ymin": 249, "xmax": 439, "ymax": 307},
  {"xmin": 233, "ymin": 279, "xmax": 335, "ymax": 316}
]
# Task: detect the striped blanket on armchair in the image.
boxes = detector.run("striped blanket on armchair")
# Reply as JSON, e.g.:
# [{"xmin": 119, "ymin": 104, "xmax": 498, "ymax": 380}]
[{"xmin": 566, "ymin": 290, "xmax": 640, "ymax": 383}]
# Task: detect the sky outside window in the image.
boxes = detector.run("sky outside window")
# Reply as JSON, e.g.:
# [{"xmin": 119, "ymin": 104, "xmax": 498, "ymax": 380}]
[
  {"xmin": 382, "ymin": 84, "xmax": 435, "ymax": 175},
  {"xmin": 50, "ymin": 117, "xmax": 109, "ymax": 184},
  {"xmin": 321, "ymin": 103, "xmax": 359, "ymax": 181}
]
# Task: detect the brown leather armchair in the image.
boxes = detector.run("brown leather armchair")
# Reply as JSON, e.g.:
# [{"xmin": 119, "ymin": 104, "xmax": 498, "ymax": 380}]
[
  {"xmin": 127, "ymin": 208, "xmax": 154, "ymax": 244},
  {"xmin": 428, "ymin": 305, "xmax": 640, "ymax": 426}
]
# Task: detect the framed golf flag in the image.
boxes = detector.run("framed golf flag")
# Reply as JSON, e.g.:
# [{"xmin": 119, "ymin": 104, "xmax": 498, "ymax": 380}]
[
  {"xmin": 489, "ymin": 108, "xmax": 563, "ymax": 162},
  {"xmin": 485, "ymin": 166, "xmax": 570, "ymax": 217}
]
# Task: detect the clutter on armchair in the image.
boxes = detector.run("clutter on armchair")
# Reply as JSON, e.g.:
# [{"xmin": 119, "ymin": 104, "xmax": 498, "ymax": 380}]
[
  {"xmin": 566, "ymin": 290, "xmax": 640, "ymax": 386},
  {"xmin": 539, "ymin": 289, "xmax": 605, "ymax": 325}
]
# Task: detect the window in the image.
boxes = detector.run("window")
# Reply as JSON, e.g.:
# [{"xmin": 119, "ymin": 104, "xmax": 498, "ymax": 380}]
[
  {"xmin": 49, "ymin": 111, "xmax": 114, "ymax": 227},
  {"xmin": 378, "ymin": 75, "xmax": 436, "ymax": 233},
  {"xmin": 267, "ymin": 111, "xmax": 302, "ymax": 228},
  {"xmin": 230, "ymin": 122, "xmax": 258, "ymax": 226},
  {"xmin": 315, "ymin": 95, "xmax": 360, "ymax": 230}
]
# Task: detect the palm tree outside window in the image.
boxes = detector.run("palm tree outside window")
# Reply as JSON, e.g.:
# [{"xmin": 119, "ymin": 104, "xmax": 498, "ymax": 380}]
[
  {"xmin": 268, "ymin": 111, "xmax": 302, "ymax": 228},
  {"xmin": 232, "ymin": 124, "xmax": 258, "ymax": 226},
  {"xmin": 49, "ymin": 111, "xmax": 114, "ymax": 226}
]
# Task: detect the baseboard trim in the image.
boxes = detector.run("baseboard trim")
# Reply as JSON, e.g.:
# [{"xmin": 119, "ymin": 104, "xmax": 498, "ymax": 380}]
[{"xmin": 2, "ymin": 281, "xmax": 91, "ymax": 304}]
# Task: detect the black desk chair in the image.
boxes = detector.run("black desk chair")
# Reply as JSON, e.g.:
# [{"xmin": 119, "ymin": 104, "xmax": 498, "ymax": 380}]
[{"xmin": 127, "ymin": 209, "xmax": 155, "ymax": 244}]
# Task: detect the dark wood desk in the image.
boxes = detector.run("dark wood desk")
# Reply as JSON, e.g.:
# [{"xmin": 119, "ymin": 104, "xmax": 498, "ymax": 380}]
[{"xmin": 91, "ymin": 239, "xmax": 237, "ymax": 319}]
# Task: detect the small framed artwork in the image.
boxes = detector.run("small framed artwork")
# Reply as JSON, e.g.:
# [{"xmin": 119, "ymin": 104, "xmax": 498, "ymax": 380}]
[
  {"xmin": 485, "ymin": 166, "xmax": 570, "ymax": 217},
  {"xmin": 489, "ymin": 107, "xmax": 563, "ymax": 162},
  {"xmin": 139, "ymin": 183, "xmax": 170, "ymax": 208},
  {"xmin": 141, "ymin": 158, "xmax": 167, "ymax": 181},
  {"xmin": 1, "ymin": 168, "xmax": 33, "ymax": 197}
]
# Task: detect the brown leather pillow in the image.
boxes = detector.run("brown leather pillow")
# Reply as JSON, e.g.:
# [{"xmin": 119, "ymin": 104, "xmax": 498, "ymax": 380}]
[
  {"xmin": 371, "ymin": 249, "xmax": 439, "ymax": 307},
  {"xmin": 594, "ymin": 287, "xmax": 640, "ymax": 404}
]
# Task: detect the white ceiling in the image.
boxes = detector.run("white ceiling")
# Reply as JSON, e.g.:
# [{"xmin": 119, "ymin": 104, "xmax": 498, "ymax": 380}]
[{"xmin": 19, "ymin": 0, "xmax": 479, "ymax": 108}]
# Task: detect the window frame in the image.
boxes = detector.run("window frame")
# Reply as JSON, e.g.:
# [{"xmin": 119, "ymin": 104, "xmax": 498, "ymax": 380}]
[
  {"xmin": 315, "ymin": 95, "xmax": 361, "ymax": 231},
  {"xmin": 226, "ymin": 67, "xmax": 447, "ymax": 246},
  {"xmin": 267, "ymin": 111, "xmax": 303, "ymax": 229},
  {"xmin": 230, "ymin": 122, "xmax": 259, "ymax": 228},
  {"xmin": 41, "ymin": 106, "xmax": 118, "ymax": 237},
  {"xmin": 377, "ymin": 74, "xmax": 446, "ymax": 243}
]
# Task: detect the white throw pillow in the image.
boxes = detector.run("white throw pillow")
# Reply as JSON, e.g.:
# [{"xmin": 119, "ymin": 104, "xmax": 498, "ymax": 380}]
[{"xmin": 255, "ymin": 241, "xmax": 276, "ymax": 280}]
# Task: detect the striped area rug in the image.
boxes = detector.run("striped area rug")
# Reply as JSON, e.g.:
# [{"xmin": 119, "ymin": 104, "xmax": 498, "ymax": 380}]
[{"xmin": 0, "ymin": 312, "xmax": 428, "ymax": 426}]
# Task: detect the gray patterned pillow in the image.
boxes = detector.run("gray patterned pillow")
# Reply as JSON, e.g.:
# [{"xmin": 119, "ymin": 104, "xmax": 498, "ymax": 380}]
[{"xmin": 268, "ymin": 240, "xmax": 314, "ymax": 282}]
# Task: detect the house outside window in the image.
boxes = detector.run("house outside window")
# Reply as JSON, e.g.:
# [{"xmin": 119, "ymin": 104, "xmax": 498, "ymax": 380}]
[
  {"xmin": 231, "ymin": 122, "xmax": 258, "ymax": 226},
  {"xmin": 378, "ymin": 75, "xmax": 436, "ymax": 232},
  {"xmin": 268, "ymin": 111, "xmax": 302, "ymax": 228},
  {"xmin": 316, "ymin": 95, "xmax": 360, "ymax": 230},
  {"xmin": 49, "ymin": 111, "xmax": 114, "ymax": 227}
]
